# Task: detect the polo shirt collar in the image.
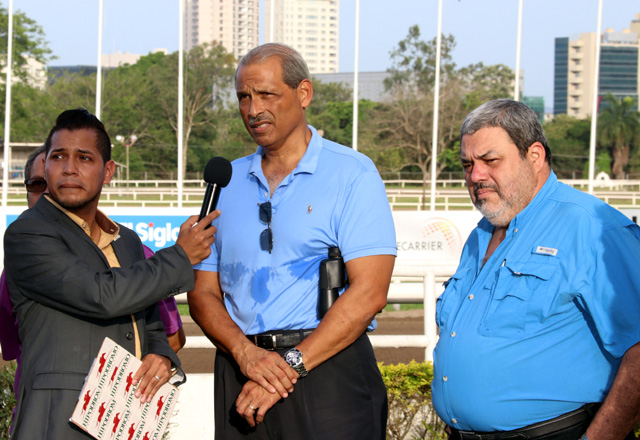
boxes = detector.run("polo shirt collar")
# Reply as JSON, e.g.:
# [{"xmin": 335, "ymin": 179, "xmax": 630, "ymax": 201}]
[
  {"xmin": 248, "ymin": 125, "xmax": 322, "ymax": 177},
  {"xmin": 478, "ymin": 170, "xmax": 559, "ymax": 234}
]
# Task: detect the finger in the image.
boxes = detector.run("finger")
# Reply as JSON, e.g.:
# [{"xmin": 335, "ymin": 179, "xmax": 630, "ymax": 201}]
[
  {"xmin": 181, "ymin": 214, "xmax": 200, "ymax": 231},
  {"xmin": 255, "ymin": 406, "xmax": 267, "ymax": 425},
  {"xmin": 142, "ymin": 374, "xmax": 165, "ymax": 403},
  {"xmin": 194, "ymin": 210, "xmax": 220, "ymax": 230}
]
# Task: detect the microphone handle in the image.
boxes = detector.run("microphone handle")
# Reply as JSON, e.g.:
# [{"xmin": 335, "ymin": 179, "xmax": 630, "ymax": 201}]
[
  {"xmin": 199, "ymin": 183, "xmax": 214, "ymax": 220},
  {"xmin": 210, "ymin": 185, "xmax": 222, "ymax": 215}
]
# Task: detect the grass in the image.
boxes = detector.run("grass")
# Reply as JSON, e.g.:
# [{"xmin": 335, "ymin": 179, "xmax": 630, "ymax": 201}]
[{"xmin": 178, "ymin": 304, "xmax": 190, "ymax": 316}]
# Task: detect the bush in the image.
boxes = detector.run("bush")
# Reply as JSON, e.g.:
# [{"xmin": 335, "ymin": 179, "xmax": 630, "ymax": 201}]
[
  {"xmin": 380, "ymin": 361, "xmax": 446, "ymax": 440},
  {"xmin": 0, "ymin": 362, "xmax": 17, "ymax": 439}
]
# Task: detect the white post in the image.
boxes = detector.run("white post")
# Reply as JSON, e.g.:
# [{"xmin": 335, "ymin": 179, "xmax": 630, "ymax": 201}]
[
  {"xmin": 2, "ymin": 0, "xmax": 14, "ymax": 207},
  {"xmin": 352, "ymin": 0, "xmax": 360, "ymax": 151},
  {"xmin": 588, "ymin": 0, "xmax": 603, "ymax": 195},
  {"xmin": 178, "ymin": 0, "xmax": 185, "ymax": 207},
  {"xmin": 96, "ymin": 0, "xmax": 104, "ymax": 119},
  {"xmin": 269, "ymin": 0, "xmax": 275, "ymax": 43},
  {"xmin": 424, "ymin": 272, "xmax": 437, "ymax": 362},
  {"xmin": 514, "ymin": 0, "xmax": 523, "ymax": 101},
  {"xmin": 430, "ymin": 0, "xmax": 443, "ymax": 211}
]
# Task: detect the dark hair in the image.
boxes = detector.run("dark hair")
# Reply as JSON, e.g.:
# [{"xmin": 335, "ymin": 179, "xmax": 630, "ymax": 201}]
[
  {"xmin": 235, "ymin": 43, "xmax": 310, "ymax": 89},
  {"xmin": 24, "ymin": 144, "xmax": 47, "ymax": 180},
  {"xmin": 460, "ymin": 99, "xmax": 551, "ymax": 164},
  {"xmin": 44, "ymin": 109, "xmax": 111, "ymax": 163}
]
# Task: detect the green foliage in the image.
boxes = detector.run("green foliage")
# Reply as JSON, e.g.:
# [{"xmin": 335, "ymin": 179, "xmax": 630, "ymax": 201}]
[
  {"xmin": 543, "ymin": 114, "xmax": 591, "ymax": 179},
  {"xmin": 0, "ymin": 362, "xmax": 16, "ymax": 439},
  {"xmin": 379, "ymin": 361, "xmax": 446, "ymax": 440},
  {"xmin": 598, "ymin": 94, "xmax": 640, "ymax": 179},
  {"xmin": 0, "ymin": 5, "xmax": 54, "ymax": 81},
  {"xmin": 372, "ymin": 25, "xmax": 514, "ymax": 184}
]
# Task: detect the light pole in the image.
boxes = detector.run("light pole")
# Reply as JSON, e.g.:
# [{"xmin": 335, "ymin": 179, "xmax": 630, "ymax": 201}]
[{"xmin": 115, "ymin": 134, "xmax": 138, "ymax": 187}]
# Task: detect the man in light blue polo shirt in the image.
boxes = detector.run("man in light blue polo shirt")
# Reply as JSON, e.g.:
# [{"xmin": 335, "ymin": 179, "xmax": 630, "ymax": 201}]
[
  {"xmin": 433, "ymin": 99, "xmax": 640, "ymax": 440},
  {"xmin": 188, "ymin": 43, "xmax": 396, "ymax": 440}
]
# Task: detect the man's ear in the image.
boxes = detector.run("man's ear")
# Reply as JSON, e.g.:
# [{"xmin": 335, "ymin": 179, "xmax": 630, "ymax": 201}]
[
  {"xmin": 298, "ymin": 79, "xmax": 313, "ymax": 109},
  {"xmin": 527, "ymin": 142, "xmax": 547, "ymax": 170},
  {"xmin": 103, "ymin": 160, "xmax": 116, "ymax": 185}
]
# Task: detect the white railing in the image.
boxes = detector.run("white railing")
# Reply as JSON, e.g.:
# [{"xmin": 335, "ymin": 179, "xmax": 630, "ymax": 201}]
[
  {"xmin": 176, "ymin": 264, "xmax": 457, "ymax": 362},
  {"xmin": 6, "ymin": 178, "xmax": 640, "ymax": 210}
]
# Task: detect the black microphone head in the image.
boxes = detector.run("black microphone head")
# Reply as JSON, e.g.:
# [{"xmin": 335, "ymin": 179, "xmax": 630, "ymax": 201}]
[{"xmin": 203, "ymin": 156, "xmax": 232, "ymax": 187}]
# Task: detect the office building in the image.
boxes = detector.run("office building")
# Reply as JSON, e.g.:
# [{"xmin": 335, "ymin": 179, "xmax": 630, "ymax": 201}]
[
  {"xmin": 554, "ymin": 13, "xmax": 640, "ymax": 117},
  {"xmin": 264, "ymin": 0, "xmax": 339, "ymax": 73},
  {"xmin": 184, "ymin": 0, "xmax": 259, "ymax": 60}
]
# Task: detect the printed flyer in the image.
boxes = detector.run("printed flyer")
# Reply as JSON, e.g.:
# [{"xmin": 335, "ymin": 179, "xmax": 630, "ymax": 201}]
[{"xmin": 70, "ymin": 337, "xmax": 179, "ymax": 440}]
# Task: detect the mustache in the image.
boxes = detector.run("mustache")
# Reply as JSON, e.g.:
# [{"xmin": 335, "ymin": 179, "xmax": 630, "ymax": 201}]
[
  {"xmin": 474, "ymin": 183, "xmax": 498, "ymax": 198},
  {"xmin": 249, "ymin": 114, "xmax": 273, "ymax": 125}
]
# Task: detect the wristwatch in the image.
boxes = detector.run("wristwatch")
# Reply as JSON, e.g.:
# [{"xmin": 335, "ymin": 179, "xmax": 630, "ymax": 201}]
[{"xmin": 283, "ymin": 348, "xmax": 308, "ymax": 377}]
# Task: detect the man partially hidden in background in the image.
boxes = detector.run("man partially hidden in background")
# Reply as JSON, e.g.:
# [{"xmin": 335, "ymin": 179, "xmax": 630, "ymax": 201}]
[{"xmin": 433, "ymin": 99, "xmax": 640, "ymax": 440}]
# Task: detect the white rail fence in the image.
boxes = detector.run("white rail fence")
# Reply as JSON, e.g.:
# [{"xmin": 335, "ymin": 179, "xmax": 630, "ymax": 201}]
[{"xmin": 6, "ymin": 178, "xmax": 640, "ymax": 210}]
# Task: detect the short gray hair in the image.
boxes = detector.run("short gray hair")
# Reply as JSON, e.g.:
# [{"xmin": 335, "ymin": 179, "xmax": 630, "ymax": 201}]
[
  {"xmin": 25, "ymin": 144, "xmax": 47, "ymax": 180},
  {"xmin": 235, "ymin": 43, "xmax": 310, "ymax": 89},
  {"xmin": 460, "ymin": 99, "xmax": 551, "ymax": 163}
]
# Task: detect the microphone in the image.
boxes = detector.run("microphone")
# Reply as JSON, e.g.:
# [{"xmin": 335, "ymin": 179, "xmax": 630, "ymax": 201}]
[{"xmin": 199, "ymin": 156, "xmax": 233, "ymax": 221}]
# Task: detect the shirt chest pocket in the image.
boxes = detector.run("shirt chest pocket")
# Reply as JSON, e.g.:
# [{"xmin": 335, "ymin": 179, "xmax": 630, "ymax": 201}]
[
  {"xmin": 436, "ymin": 267, "xmax": 471, "ymax": 329},
  {"xmin": 480, "ymin": 259, "xmax": 558, "ymax": 339}
]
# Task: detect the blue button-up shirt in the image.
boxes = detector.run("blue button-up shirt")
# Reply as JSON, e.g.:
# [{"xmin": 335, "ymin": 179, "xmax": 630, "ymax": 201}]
[
  {"xmin": 432, "ymin": 171, "xmax": 640, "ymax": 431},
  {"xmin": 194, "ymin": 126, "xmax": 397, "ymax": 335}
]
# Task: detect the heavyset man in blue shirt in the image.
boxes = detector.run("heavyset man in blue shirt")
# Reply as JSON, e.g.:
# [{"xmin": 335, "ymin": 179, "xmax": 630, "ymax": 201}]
[
  {"xmin": 433, "ymin": 99, "xmax": 640, "ymax": 440},
  {"xmin": 188, "ymin": 43, "xmax": 397, "ymax": 439}
]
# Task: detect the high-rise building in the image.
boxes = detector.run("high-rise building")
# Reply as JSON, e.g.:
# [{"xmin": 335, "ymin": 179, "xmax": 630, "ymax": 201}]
[
  {"xmin": 184, "ymin": 0, "xmax": 259, "ymax": 60},
  {"xmin": 264, "ymin": 0, "xmax": 339, "ymax": 73},
  {"xmin": 554, "ymin": 13, "xmax": 640, "ymax": 118}
]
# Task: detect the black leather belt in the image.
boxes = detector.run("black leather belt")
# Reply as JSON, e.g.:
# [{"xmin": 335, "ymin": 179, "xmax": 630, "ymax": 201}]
[
  {"xmin": 247, "ymin": 329, "xmax": 313, "ymax": 350},
  {"xmin": 449, "ymin": 403, "xmax": 600, "ymax": 440}
]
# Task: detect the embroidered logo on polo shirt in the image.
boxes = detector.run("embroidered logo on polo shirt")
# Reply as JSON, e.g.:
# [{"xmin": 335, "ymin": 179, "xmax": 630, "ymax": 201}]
[{"xmin": 535, "ymin": 246, "xmax": 558, "ymax": 256}]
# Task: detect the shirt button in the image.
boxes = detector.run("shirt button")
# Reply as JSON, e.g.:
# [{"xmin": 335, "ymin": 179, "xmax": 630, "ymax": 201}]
[
  {"xmin": 264, "ymin": 192, "xmax": 269, "ymax": 197},
  {"xmin": 126, "ymin": 332, "xmax": 134, "ymax": 340},
  {"xmin": 451, "ymin": 331, "xmax": 456, "ymax": 337},
  {"xmin": 443, "ymin": 376, "xmax": 448, "ymax": 382},
  {"xmin": 452, "ymin": 418, "xmax": 458, "ymax": 424},
  {"xmin": 468, "ymin": 294, "xmax": 474, "ymax": 300}
]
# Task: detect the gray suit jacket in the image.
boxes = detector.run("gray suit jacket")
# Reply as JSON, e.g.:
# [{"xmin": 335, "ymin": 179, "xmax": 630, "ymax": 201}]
[{"xmin": 4, "ymin": 197, "xmax": 194, "ymax": 439}]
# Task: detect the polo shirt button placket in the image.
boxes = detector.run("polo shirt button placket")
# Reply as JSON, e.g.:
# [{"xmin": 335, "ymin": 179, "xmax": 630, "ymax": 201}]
[
  {"xmin": 468, "ymin": 294, "xmax": 474, "ymax": 300},
  {"xmin": 451, "ymin": 418, "xmax": 458, "ymax": 425}
]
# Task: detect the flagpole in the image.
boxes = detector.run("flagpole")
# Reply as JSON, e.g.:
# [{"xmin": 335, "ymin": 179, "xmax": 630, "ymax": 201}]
[
  {"xmin": 430, "ymin": 0, "xmax": 443, "ymax": 211},
  {"xmin": 2, "ymin": 0, "xmax": 15, "ymax": 208}
]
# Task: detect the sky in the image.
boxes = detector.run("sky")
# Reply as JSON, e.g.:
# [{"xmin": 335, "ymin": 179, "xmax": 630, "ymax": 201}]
[{"xmin": 7, "ymin": 0, "xmax": 640, "ymax": 111}]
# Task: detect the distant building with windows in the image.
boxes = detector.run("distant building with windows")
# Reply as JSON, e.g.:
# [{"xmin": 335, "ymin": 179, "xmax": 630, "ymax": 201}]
[
  {"xmin": 184, "ymin": 0, "xmax": 259, "ymax": 60},
  {"xmin": 554, "ymin": 13, "xmax": 640, "ymax": 117},
  {"xmin": 522, "ymin": 96, "xmax": 545, "ymax": 124},
  {"xmin": 264, "ymin": 0, "xmax": 339, "ymax": 73},
  {"xmin": 313, "ymin": 71, "xmax": 389, "ymax": 101}
]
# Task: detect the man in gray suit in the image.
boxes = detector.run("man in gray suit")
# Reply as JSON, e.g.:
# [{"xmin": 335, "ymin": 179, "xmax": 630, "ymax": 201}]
[{"xmin": 3, "ymin": 109, "xmax": 218, "ymax": 439}]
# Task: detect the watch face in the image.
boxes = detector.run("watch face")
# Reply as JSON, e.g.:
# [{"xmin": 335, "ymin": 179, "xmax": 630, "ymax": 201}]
[{"xmin": 285, "ymin": 349, "xmax": 302, "ymax": 365}]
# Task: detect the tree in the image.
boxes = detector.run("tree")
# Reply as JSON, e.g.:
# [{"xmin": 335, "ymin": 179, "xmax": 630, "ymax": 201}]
[
  {"xmin": 370, "ymin": 25, "xmax": 514, "ymax": 190},
  {"xmin": 543, "ymin": 114, "xmax": 591, "ymax": 179},
  {"xmin": 0, "ymin": 5, "xmax": 54, "ymax": 82},
  {"xmin": 597, "ymin": 94, "xmax": 640, "ymax": 179}
]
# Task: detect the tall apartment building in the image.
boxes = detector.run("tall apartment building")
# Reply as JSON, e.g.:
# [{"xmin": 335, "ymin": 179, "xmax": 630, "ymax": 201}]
[
  {"xmin": 264, "ymin": 0, "xmax": 339, "ymax": 73},
  {"xmin": 554, "ymin": 13, "xmax": 640, "ymax": 118},
  {"xmin": 184, "ymin": 0, "xmax": 259, "ymax": 60}
]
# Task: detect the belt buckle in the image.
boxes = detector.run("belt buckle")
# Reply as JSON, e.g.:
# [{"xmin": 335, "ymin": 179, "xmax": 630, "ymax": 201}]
[{"xmin": 271, "ymin": 334, "xmax": 277, "ymax": 350}]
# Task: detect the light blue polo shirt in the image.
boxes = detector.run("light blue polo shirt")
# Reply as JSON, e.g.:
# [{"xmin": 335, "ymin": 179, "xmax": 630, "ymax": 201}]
[
  {"xmin": 433, "ymin": 171, "xmax": 640, "ymax": 431},
  {"xmin": 194, "ymin": 126, "xmax": 397, "ymax": 335}
]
